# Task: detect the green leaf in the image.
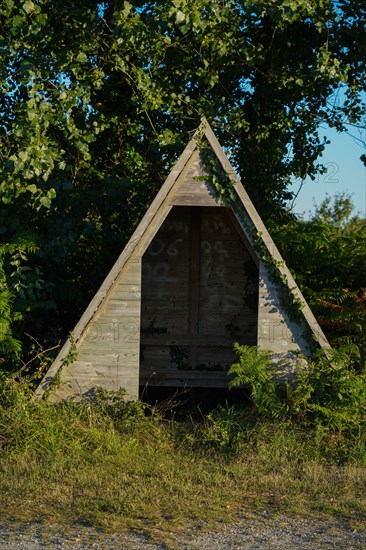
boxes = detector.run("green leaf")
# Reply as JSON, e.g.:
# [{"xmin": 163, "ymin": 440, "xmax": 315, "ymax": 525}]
[
  {"xmin": 19, "ymin": 151, "xmax": 28, "ymax": 162},
  {"xmin": 22, "ymin": 0, "xmax": 35, "ymax": 14},
  {"xmin": 40, "ymin": 196, "xmax": 51, "ymax": 208},
  {"xmin": 176, "ymin": 10, "xmax": 185, "ymax": 23},
  {"xmin": 122, "ymin": 1, "xmax": 132, "ymax": 16},
  {"xmin": 76, "ymin": 52, "xmax": 88, "ymax": 63},
  {"xmin": 26, "ymin": 184, "xmax": 38, "ymax": 194}
]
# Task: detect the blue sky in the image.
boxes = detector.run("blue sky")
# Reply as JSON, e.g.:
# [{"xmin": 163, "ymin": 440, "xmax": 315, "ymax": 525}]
[{"xmin": 289, "ymin": 125, "xmax": 366, "ymax": 219}]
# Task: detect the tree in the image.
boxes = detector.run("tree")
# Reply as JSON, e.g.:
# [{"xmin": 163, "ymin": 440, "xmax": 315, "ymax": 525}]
[
  {"xmin": 0, "ymin": 1, "xmax": 365, "ymax": 368},
  {"xmin": 272, "ymin": 194, "xmax": 366, "ymax": 371}
]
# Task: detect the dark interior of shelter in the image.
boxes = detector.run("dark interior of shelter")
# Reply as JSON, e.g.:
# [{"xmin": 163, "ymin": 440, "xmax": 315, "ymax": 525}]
[{"xmin": 139, "ymin": 205, "xmax": 259, "ymax": 408}]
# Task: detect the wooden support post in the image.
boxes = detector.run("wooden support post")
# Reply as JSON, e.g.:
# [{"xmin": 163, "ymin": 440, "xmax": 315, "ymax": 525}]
[{"xmin": 188, "ymin": 207, "xmax": 202, "ymax": 369}]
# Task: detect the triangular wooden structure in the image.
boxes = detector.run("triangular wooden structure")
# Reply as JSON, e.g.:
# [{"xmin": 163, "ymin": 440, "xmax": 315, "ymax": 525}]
[{"xmin": 35, "ymin": 119, "xmax": 330, "ymax": 401}]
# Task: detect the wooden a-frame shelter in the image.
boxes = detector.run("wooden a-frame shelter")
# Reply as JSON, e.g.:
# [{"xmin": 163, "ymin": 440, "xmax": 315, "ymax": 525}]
[{"xmin": 35, "ymin": 119, "xmax": 330, "ymax": 401}]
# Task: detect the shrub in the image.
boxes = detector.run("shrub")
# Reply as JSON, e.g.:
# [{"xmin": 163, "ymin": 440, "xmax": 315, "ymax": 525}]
[{"xmin": 228, "ymin": 344, "xmax": 366, "ymax": 437}]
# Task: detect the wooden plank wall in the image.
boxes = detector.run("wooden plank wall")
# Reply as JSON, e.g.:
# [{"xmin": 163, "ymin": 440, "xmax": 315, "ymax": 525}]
[
  {"xmin": 140, "ymin": 206, "xmax": 259, "ymax": 387},
  {"xmin": 168, "ymin": 149, "xmax": 221, "ymax": 207},
  {"xmin": 44, "ymin": 149, "xmax": 213, "ymax": 400},
  {"xmin": 48, "ymin": 259, "xmax": 141, "ymax": 401},
  {"xmin": 258, "ymin": 261, "xmax": 312, "ymax": 373}
]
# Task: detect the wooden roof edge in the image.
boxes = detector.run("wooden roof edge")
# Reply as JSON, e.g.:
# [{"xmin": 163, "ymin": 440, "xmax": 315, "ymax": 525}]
[
  {"xmin": 34, "ymin": 119, "xmax": 331, "ymax": 401},
  {"xmin": 34, "ymin": 130, "xmax": 200, "ymax": 398},
  {"xmin": 261, "ymin": 259, "xmax": 331, "ymax": 350},
  {"xmin": 203, "ymin": 120, "xmax": 331, "ymax": 351}
]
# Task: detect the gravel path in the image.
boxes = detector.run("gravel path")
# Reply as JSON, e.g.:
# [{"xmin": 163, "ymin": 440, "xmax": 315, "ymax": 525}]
[{"xmin": 0, "ymin": 514, "xmax": 365, "ymax": 549}]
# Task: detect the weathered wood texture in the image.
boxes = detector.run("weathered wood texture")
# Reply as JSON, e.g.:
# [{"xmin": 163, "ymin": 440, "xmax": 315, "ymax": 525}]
[
  {"xmin": 39, "ymin": 147, "xmax": 215, "ymax": 399},
  {"xmin": 203, "ymin": 121, "xmax": 330, "ymax": 351},
  {"xmin": 46, "ymin": 259, "xmax": 142, "ymax": 402},
  {"xmin": 169, "ymin": 149, "xmax": 222, "ymax": 207},
  {"xmin": 257, "ymin": 261, "xmax": 314, "ymax": 374},
  {"xmin": 34, "ymin": 133, "xmax": 200, "ymax": 400},
  {"xmin": 140, "ymin": 206, "xmax": 258, "ymax": 387},
  {"xmin": 140, "ymin": 369, "xmax": 233, "ymax": 388},
  {"xmin": 35, "ymin": 118, "xmax": 330, "ymax": 402}
]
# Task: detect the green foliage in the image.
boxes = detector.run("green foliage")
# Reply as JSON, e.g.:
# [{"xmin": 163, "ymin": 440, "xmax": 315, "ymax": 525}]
[
  {"xmin": 272, "ymin": 195, "xmax": 366, "ymax": 370},
  {"xmin": 317, "ymin": 288, "xmax": 366, "ymax": 373},
  {"xmin": 1, "ymin": 2, "xmax": 366, "ymax": 373},
  {"xmin": 273, "ymin": 195, "xmax": 366, "ymax": 293},
  {"xmin": 0, "ymin": 367, "xmax": 33, "ymax": 408},
  {"xmin": 61, "ymin": 333, "xmax": 77, "ymax": 368},
  {"xmin": 195, "ymin": 404, "xmax": 249, "ymax": 452},
  {"xmin": 228, "ymin": 344, "xmax": 283, "ymax": 417},
  {"xmin": 0, "ymin": 239, "xmax": 39, "ymax": 362},
  {"xmin": 0, "ymin": 378, "xmax": 156, "ymax": 457},
  {"xmin": 228, "ymin": 344, "xmax": 366, "ymax": 445},
  {"xmin": 293, "ymin": 349, "xmax": 366, "ymax": 433},
  {"xmin": 0, "ymin": 284, "xmax": 21, "ymax": 361},
  {"xmin": 91, "ymin": 387, "xmax": 152, "ymax": 432},
  {"xmin": 272, "ymin": 195, "xmax": 366, "ymax": 296},
  {"xmin": 0, "ymin": 377, "xmax": 365, "ymax": 533}
]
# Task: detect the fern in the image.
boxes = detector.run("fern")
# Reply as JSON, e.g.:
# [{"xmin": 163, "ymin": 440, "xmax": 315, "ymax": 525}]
[
  {"xmin": 229, "ymin": 345, "xmax": 366, "ymax": 435},
  {"xmin": 0, "ymin": 276, "xmax": 21, "ymax": 361},
  {"xmin": 0, "ymin": 237, "xmax": 37, "ymax": 364},
  {"xmin": 228, "ymin": 344, "xmax": 287, "ymax": 418}
]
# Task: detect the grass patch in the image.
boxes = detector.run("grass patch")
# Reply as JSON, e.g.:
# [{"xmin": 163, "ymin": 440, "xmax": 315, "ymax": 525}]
[{"xmin": 0, "ymin": 387, "xmax": 365, "ymax": 545}]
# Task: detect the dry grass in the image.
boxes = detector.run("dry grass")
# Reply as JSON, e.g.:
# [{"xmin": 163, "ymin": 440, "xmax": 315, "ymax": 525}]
[{"xmin": 0, "ymin": 394, "xmax": 365, "ymax": 542}]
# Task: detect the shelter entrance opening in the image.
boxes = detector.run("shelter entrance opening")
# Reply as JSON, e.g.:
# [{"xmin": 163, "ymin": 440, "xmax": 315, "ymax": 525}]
[{"xmin": 140, "ymin": 206, "xmax": 258, "ymax": 388}]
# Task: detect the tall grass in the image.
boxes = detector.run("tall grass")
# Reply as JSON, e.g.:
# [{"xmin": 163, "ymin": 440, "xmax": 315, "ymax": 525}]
[{"xmin": 0, "ymin": 382, "xmax": 365, "ymax": 542}]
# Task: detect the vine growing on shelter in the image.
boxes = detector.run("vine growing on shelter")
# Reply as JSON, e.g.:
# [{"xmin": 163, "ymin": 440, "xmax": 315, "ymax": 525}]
[{"xmin": 196, "ymin": 132, "xmax": 313, "ymax": 343}]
